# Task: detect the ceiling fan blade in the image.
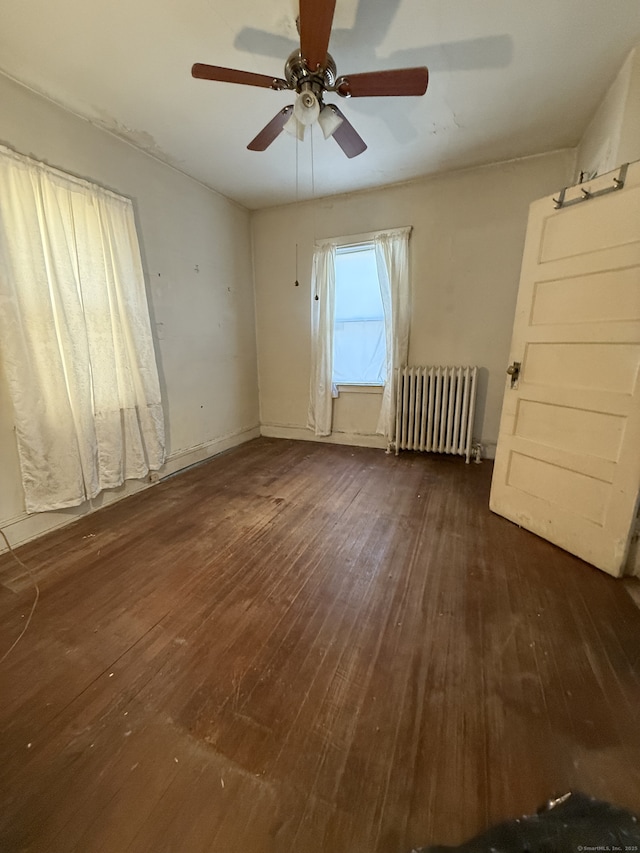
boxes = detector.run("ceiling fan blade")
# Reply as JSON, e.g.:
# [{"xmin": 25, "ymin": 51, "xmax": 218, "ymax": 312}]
[
  {"xmin": 247, "ymin": 106, "xmax": 294, "ymax": 151},
  {"xmin": 299, "ymin": 0, "xmax": 336, "ymax": 72},
  {"xmin": 337, "ymin": 67, "xmax": 429, "ymax": 98},
  {"xmin": 192, "ymin": 63, "xmax": 288, "ymax": 91},
  {"xmin": 330, "ymin": 107, "xmax": 367, "ymax": 159}
]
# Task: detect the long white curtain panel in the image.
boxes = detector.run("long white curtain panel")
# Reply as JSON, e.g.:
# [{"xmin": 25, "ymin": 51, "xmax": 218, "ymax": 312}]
[
  {"xmin": 0, "ymin": 145, "xmax": 165, "ymax": 512},
  {"xmin": 374, "ymin": 227, "xmax": 411, "ymax": 439},
  {"xmin": 307, "ymin": 242, "xmax": 337, "ymax": 437}
]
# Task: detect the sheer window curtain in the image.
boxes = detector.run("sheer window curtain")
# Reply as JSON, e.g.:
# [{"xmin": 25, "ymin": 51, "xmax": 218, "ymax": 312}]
[
  {"xmin": 374, "ymin": 227, "xmax": 411, "ymax": 439},
  {"xmin": 0, "ymin": 145, "xmax": 165, "ymax": 513},
  {"xmin": 307, "ymin": 241, "xmax": 336, "ymax": 436},
  {"xmin": 307, "ymin": 228, "xmax": 410, "ymax": 440}
]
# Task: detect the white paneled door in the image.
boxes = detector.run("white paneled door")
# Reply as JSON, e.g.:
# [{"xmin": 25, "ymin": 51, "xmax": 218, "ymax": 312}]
[{"xmin": 490, "ymin": 162, "xmax": 640, "ymax": 577}]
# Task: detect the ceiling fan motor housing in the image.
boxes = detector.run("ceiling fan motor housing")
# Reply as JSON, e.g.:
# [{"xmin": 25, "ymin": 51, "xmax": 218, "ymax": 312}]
[{"xmin": 284, "ymin": 49, "xmax": 337, "ymax": 98}]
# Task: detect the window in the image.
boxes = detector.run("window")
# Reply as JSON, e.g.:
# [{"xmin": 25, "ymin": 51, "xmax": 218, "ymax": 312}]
[
  {"xmin": 308, "ymin": 227, "xmax": 411, "ymax": 440},
  {"xmin": 332, "ymin": 243, "xmax": 387, "ymax": 385}
]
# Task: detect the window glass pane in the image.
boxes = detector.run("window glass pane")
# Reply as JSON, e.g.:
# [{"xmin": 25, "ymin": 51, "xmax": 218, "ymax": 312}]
[{"xmin": 332, "ymin": 245, "xmax": 387, "ymax": 385}]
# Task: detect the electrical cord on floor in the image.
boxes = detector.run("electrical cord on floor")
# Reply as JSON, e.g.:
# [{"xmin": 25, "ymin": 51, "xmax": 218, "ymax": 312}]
[{"xmin": 0, "ymin": 528, "xmax": 40, "ymax": 664}]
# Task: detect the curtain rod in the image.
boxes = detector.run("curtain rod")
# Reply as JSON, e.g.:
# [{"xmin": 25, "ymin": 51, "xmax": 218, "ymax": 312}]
[{"xmin": 315, "ymin": 225, "xmax": 413, "ymax": 248}]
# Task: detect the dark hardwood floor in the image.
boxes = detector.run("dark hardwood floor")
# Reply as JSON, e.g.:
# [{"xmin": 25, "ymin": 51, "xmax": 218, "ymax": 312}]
[{"xmin": 1, "ymin": 437, "xmax": 639, "ymax": 853}]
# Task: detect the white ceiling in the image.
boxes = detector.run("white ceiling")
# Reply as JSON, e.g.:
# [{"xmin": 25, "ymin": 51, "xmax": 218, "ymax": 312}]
[{"xmin": 2, "ymin": 0, "xmax": 640, "ymax": 210}]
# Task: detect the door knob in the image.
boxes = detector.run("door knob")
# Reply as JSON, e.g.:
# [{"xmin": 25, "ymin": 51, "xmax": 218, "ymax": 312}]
[{"xmin": 507, "ymin": 361, "xmax": 521, "ymax": 388}]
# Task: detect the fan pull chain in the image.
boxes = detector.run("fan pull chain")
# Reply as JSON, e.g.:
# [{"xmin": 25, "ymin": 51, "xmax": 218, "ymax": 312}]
[
  {"xmin": 311, "ymin": 126, "xmax": 319, "ymax": 302},
  {"xmin": 310, "ymin": 123, "xmax": 315, "ymax": 199},
  {"xmin": 294, "ymin": 131, "xmax": 300, "ymax": 287}
]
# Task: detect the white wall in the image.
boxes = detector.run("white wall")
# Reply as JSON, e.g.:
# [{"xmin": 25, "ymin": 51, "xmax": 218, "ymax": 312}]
[
  {"xmin": 0, "ymin": 73, "xmax": 259, "ymax": 550},
  {"xmin": 576, "ymin": 46, "xmax": 640, "ymax": 179},
  {"xmin": 618, "ymin": 47, "xmax": 640, "ymax": 167},
  {"xmin": 252, "ymin": 150, "xmax": 575, "ymax": 456}
]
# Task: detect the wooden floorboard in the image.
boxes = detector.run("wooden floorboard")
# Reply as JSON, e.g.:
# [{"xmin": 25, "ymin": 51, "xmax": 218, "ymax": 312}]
[{"xmin": 1, "ymin": 436, "xmax": 640, "ymax": 852}]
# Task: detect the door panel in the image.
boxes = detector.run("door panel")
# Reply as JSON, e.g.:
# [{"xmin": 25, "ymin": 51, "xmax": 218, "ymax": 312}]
[
  {"xmin": 530, "ymin": 267, "xmax": 640, "ymax": 326},
  {"xmin": 524, "ymin": 342, "xmax": 640, "ymax": 391},
  {"xmin": 490, "ymin": 162, "xmax": 640, "ymax": 577},
  {"xmin": 539, "ymin": 186, "xmax": 640, "ymax": 261},
  {"xmin": 513, "ymin": 400, "xmax": 625, "ymax": 460}
]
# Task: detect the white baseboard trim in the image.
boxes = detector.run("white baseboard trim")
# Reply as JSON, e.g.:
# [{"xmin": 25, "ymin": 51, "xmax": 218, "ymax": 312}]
[
  {"xmin": 162, "ymin": 425, "xmax": 261, "ymax": 477},
  {"xmin": 479, "ymin": 440, "xmax": 497, "ymax": 460},
  {"xmin": 0, "ymin": 481, "xmax": 150, "ymax": 553},
  {"xmin": 0, "ymin": 425, "xmax": 260, "ymax": 553},
  {"xmin": 261, "ymin": 424, "xmax": 498, "ymax": 459},
  {"xmin": 260, "ymin": 423, "xmax": 387, "ymax": 450}
]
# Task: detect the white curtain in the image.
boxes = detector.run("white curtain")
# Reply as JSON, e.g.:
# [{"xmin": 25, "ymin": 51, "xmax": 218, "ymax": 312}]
[
  {"xmin": 307, "ymin": 242, "xmax": 336, "ymax": 436},
  {"xmin": 0, "ymin": 145, "xmax": 165, "ymax": 513},
  {"xmin": 375, "ymin": 227, "xmax": 411, "ymax": 439}
]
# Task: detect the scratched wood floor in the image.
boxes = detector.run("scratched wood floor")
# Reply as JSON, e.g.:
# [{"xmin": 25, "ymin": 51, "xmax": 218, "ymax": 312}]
[{"xmin": 1, "ymin": 437, "xmax": 640, "ymax": 853}]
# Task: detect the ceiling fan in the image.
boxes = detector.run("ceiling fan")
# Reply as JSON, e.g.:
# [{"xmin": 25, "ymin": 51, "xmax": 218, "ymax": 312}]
[{"xmin": 192, "ymin": 0, "xmax": 429, "ymax": 158}]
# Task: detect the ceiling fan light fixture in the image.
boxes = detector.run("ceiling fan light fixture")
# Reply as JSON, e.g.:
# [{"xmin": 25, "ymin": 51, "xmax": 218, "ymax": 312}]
[
  {"xmin": 293, "ymin": 89, "xmax": 320, "ymax": 126},
  {"xmin": 317, "ymin": 104, "xmax": 343, "ymax": 139},
  {"xmin": 283, "ymin": 113, "xmax": 305, "ymax": 140}
]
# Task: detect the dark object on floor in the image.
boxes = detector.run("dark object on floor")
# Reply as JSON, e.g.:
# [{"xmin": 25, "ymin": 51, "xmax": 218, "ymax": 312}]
[{"xmin": 413, "ymin": 791, "xmax": 640, "ymax": 852}]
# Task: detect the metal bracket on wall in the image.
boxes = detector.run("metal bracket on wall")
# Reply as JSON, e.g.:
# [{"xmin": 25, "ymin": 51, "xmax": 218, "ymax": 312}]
[{"xmin": 553, "ymin": 163, "xmax": 628, "ymax": 210}]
